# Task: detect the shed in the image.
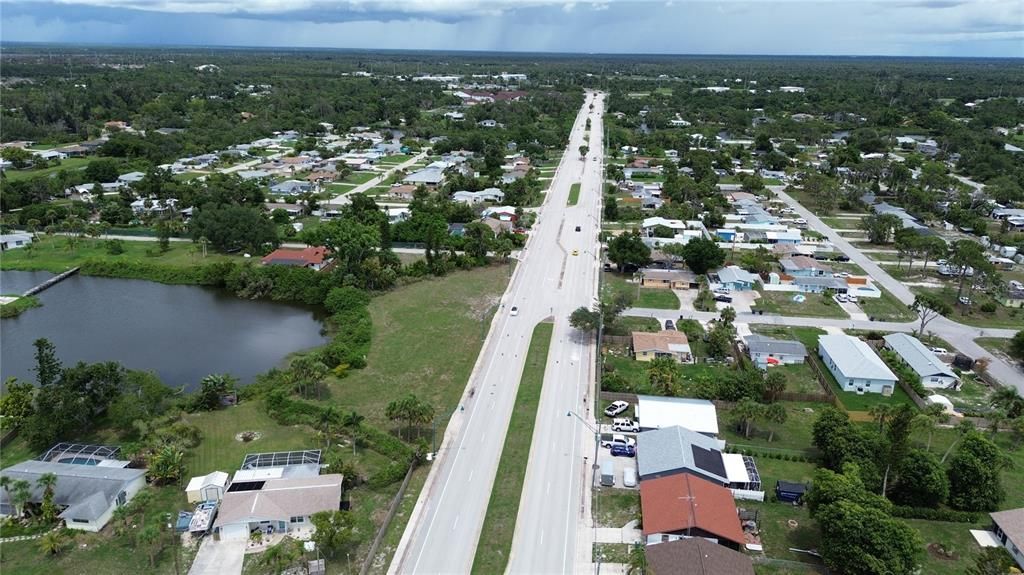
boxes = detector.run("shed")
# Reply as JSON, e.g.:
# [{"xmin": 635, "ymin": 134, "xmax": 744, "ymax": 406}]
[
  {"xmin": 186, "ymin": 471, "xmax": 230, "ymax": 503},
  {"xmin": 635, "ymin": 396, "xmax": 718, "ymax": 436},
  {"xmin": 775, "ymin": 480, "xmax": 809, "ymax": 503}
]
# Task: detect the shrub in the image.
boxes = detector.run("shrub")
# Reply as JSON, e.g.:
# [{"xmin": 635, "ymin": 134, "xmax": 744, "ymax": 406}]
[
  {"xmin": 980, "ymin": 302, "xmax": 997, "ymax": 313},
  {"xmin": 367, "ymin": 460, "xmax": 410, "ymax": 488},
  {"xmin": 890, "ymin": 506, "xmax": 978, "ymax": 523}
]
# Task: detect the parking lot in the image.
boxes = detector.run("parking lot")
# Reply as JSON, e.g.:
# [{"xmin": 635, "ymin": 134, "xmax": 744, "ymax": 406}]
[{"xmin": 594, "ymin": 443, "xmax": 639, "ymax": 490}]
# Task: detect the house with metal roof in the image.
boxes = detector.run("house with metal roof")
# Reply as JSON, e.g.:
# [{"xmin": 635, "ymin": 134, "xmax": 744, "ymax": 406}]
[
  {"xmin": 780, "ymin": 255, "xmax": 831, "ymax": 277},
  {"xmin": 793, "ymin": 275, "xmax": 849, "ymax": 294},
  {"xmin": 711, "ymin": 266, "xmax": 758, "ymax": 291},
  {"xmin": 635, "ymin": 396, "xmax": 719, "ymax": 436},
  {"xmin": 636, "ymin": 426, "xmax": 760, "ymax": 491},
  {"xmin": 818, "ymin": 335, "xmax": 897, "ymax": 395},
  {"xmin": 403, "ymin": 167, "xmax": 446, "ymax": 187},
  {"xmin": 744, "ymin": 335, "xmax": 807, "ymax": 368},
  {"xmin": 0, "ymin": 460, "xmax": 146, "ymax": 532},
  {"xmin": 882, "ymin": 334, "xmax": 958, "ymax": 389}
]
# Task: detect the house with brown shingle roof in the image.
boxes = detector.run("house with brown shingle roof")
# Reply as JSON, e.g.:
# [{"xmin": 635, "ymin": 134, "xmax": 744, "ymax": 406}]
[
  {"xmin": 633, "ymin": 331, "xmax": 692, "ymax": 363},
  {"xmin": 645, "ymin": 538, "xmax": 754, "ymax": 575},
  {"xmin": 640, "ymin": 473, "xmax": 745, "ymax": 549}
]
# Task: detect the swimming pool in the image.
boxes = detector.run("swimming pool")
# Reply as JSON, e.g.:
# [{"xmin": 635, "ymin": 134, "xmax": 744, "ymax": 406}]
[{"xmin": 58, "ymin": 457, "xmax": 100, "ymax": 466}]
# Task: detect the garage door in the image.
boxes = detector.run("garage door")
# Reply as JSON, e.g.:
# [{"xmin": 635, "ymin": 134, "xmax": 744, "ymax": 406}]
[{"xmin": 219, "ymin": 523, "xmax": 249, "ymax": 541}]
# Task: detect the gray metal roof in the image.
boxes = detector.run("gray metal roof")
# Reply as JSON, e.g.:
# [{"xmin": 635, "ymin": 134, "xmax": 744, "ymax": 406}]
[
  {"xmin": 818, "ymin": 335, "xmax": 897, "ymax": 382},
  {"xmin": 717, "ymin": 266, "xmax": 757, "ymax": 285},
  {"xmin": 636, "ymin": 426, "xmax": 728, "ymax": 483},
  {"xmin": 794, "ymin": 276, "xmax": 847, "ymax": 289},
  {"xmin": 0, "ymin": 460, "xmax": 146, "ymax": 521},
  {"xmin": 745, "ymin": 335, "xmax": 807, "ymax": 358},
  {"xmin": 883, "ymin": 333, "xmax": 956, "ymax": 380},
  {"xmin": 403, "ymin": 168, "xmax": 445, "ymax": 184}
]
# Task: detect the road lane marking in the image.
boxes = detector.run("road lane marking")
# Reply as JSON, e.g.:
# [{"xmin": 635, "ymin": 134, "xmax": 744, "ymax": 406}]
[{"xmin": 452, "ymin": 515, "xmax": 459, "ymax": 531}]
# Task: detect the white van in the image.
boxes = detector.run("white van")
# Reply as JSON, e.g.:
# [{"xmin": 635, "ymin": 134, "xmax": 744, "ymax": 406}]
[
  {"xmin": 600, "ymin": 460, "xmax": 615, "ymax": 487},
  {"xmin": 623, "ymin": 467, "xmax": 637, "ymax": 488}
]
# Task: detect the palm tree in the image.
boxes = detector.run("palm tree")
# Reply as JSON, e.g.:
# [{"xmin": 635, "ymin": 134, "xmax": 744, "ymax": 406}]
[
  {"xmin": 646, "ymin": 358, "xmax": 680, "ymax": 396},
  {"xmin": 912, "ymin": 404, "xmax": 949, "ymax": 451},
  {"xmin": 25, "ymin": 218, "xmax": 41, "ymax": 240},
  {"xmin": 626, "ymin": 541, "xmax": 647, "ymax": 575},
  {"xmin": 762, "ymin": 403, "xmax": 788, "ymax": 442},
  {"xmin": 37, "ymin": 473, "xmax": 58, "ymax": 522},
  {"xmin": 763, "ymin": 371, "xmax": 786, "ymax": 403},
  {"xmin": 0, "ymin": 475, "xmax": 11, "ymax": 501},
  {"xmin": 10, "ymin": 479, "xmax": 32, "ymax": 518},
  {"xmin": 316, "ymin": 407, "xmax": 340, "ymax": 451},
  {"xmin": 868, "ymin": 404, "xmax": 894, "ymax": 433},
  {"xmin": 342, "ymin": 410, "xmax": 364, "ymax": 455},
  {"xmin": 987, "ymin": 410, "xmax": 1007, "ymax": 437},
  {"xmin": 38, "ymin": 529, "xmax": 68, "ymax": 556},
  {"xmin": 991, "ymin": 387, "xmax": 1024, "ymax": 419},
  {"xmin": 733, "ymin": 398, "xmax": 762, "ymax": 439},
  {"xmin": 136, "ymin": 525, "xmax": 161, "ymax": 568}
]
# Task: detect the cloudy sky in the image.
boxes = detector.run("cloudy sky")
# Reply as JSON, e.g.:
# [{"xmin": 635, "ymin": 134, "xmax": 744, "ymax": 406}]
[{"xmin": 2, "ymin": 0, "xmax": 1022, "ymax": 56}]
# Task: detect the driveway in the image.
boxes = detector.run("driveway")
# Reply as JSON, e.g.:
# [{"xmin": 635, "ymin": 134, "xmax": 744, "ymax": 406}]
[
  {"xmin": 836, "ymin": 298, "xmax": 869, "ymax": 321},
  {"xmin": 188, "ymin": 537, "xmax": 245, "ymax": 575},
  {"xmin": 675, "ymin": 289, "xmax": 698, "ymax": 311},
  {"xmin": 721, "ymin": 290, "xmax": 758, "ymax": 313}
]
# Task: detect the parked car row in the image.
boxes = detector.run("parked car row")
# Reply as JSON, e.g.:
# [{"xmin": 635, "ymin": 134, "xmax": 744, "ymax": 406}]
[{"xmin": 834, "ymin": 293, "xmax": 859, "ymax": 304}]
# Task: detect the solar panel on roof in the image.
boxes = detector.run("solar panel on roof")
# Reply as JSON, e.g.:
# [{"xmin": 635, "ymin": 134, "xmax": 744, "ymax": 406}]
[{"xmin": 690, "ymin": 445, "xmax": 727, "ymax": 479}]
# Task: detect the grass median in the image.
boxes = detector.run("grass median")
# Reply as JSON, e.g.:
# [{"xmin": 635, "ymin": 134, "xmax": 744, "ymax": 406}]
[
  {"xmin": 568, "ymin": 182, "xmax": 581, "ymax": 205},
  {"xmin": 471, "ymin": 321, "xmax": 553, "ymax": 575}
]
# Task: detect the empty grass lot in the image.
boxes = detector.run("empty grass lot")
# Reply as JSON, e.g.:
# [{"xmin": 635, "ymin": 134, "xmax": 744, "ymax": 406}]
[
  {"xmin": 858, "ymin": 287, "xmax": 916, "ymax": 322},
  {"xmin": 1, "ymin": 158, "xmax": 93, "ymax": 182},
  {"xmin": 603, "ymin": 271, "xmax": 679, "ymax": 310},
  {"xmin": 324, "ymin": 264, "xmax": 510, "ymax": 428},
  {"xmin": 912, "ymin": 287, "xmax": 1024, "ymax": 329},
  {"xmin": 0, "ymin": 236, "xmax": 239, "ymax": 274},
  {"xmin": 568, "ymin": 182, "xmax": 581, "ymax": 205},
  {"xmin": 752, "ymin": 290, "xmax": 848, "ymax": 319},
  {"xmin": 472, "ymin": 322, "xmax": 553, "ymax": 575},
  {"xmin": 344, "ymin": 171, "xmax": 380, "ymax": 185}
]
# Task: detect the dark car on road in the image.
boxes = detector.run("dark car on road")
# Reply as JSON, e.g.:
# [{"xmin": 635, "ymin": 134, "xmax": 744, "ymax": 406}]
[
  {"xmin": 610, "ymin": 444, "xmax": 636, "ymax": 458},
  {"xmin": 714, "ymin": 295, "xmax": 733, "ymax": 303},
  {"xmin": 665, "ymin": 320, "xmax": 675, "ymax": 330}
]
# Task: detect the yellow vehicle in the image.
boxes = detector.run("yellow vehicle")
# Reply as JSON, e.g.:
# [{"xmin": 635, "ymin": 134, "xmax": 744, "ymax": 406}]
[{"xmin": 571, "ymin": 249, "xmax": 579, "ymax": 256}]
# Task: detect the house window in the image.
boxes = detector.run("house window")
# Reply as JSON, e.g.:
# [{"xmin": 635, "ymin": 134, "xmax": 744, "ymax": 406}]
[
  {"xmin": 71, "ymin": 518, "xmax": 90, "ymax": 524},
  {"xmin": 289, "ymin": 516, "xmax": 304, "ymax": 524}
]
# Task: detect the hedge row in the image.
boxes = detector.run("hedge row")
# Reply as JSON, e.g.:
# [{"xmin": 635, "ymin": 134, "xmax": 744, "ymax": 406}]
[{"xmin": 891, "ymin": 506, "xmax": 979, "ymax": 523}]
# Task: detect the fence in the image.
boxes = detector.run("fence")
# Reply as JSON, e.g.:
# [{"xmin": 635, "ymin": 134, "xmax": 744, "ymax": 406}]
[
  {"xmin": 804, "ymin": 348, "xmax": 844, "ymax": 411},
  {"xmin": 599, "ymin": 391, "xmax": 639, "ymax": 404},
  {"xmin": 0, "ymin": 427, "xmax": 19, "ymax": 449},
  {"xmin": 602, "ymin": 335, "xmax": 633, "ymax": 347},
  {"xmin": 359, "ymin": 463, "xmax": 416, "ymax": 575}
]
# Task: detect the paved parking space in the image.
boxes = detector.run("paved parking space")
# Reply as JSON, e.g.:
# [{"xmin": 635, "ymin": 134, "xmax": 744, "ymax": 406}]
[
  {"xmin": 835, "ymin": 297, "xmax": 869, "ymax": 320},
  {"xmin": 188, "ymin": 537, "xmax": 245, "ymax": 575},
  {"xmin": 594, "ymin": 444, "xmax": 639, "ymax": 490},
  {"xmin": 716, "ymin": 290, "xmax": 758, "ymax": 313},
  {"xmin": 675, "ymin": 289, "xmax": 698, "ymax": 311}
]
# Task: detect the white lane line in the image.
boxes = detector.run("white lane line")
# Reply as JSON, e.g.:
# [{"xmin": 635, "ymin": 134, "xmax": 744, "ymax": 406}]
[
  {"xmin": 468, "ymin": 470, "xmax": 474, "ymax": 483},
  {"xmin": 452, "ymin": 515, "xmax": 459, "ymax": 531}
]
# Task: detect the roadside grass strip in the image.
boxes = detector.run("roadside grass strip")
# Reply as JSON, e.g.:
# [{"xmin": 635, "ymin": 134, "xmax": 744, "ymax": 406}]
[
  {"xmin": 471, "ymin": 321, "xmax": 554, "ymax": 575},
  {"xmin": 568, "ymin": 182, "xmax": 581, "ymax": 205}
]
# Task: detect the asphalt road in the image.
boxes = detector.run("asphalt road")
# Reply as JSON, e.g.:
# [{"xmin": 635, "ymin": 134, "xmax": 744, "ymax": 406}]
[
  {"xmin": 506, "ymin": 92, "xmax": 605, "ymax": 575},
  {"xmin": 389, "ymin": 92, "xmax": 604, "ymax": 574}
]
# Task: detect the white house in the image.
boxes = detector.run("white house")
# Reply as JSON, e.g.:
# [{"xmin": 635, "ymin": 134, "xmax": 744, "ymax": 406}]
[
  {"xmin": 212, "ymin": 475, "xmax": 343, "ymax": 540},
  {"xmin": 882, "ymin": 333, "xmax": 958, "ymax": 389},
  {"xmin": 117, "ymin": 171, "xmax": 146, "ymax": 184},
  {"xmin": 0, "ymin": 233, "xmax": 33, "ymax": 251},
  {"xmin": 0, "ymin": 460, "xmax": 146, "ymax": 532},
  {"xmin": 991, "ymin": 508, "xmax": 1024, "ymax": 570},
  {"xmin": 818, "ymin": 335, "xmax": 897, "ymax": 395},
  {"xmin": 744, "ymin": 335, "xmax": 807, "ymax": 368},
  {"xmin": 186, "ymin": 471, "xmax": 230, "ymax": 503},
  {"xmin": 635, "ymin": 395, "xmax": 719, "ymax": 437}
]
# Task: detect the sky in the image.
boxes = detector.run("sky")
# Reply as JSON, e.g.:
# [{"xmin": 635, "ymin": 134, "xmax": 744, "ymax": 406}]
[{"xmin": 1, "ymin": 0, "xmax": 1022, "ymax": 57}]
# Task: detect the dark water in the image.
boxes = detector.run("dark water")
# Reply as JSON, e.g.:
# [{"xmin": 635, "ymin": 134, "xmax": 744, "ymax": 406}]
[{"xmin": 1, "ymin": 271, "xmax": 328, "ymax": 389}]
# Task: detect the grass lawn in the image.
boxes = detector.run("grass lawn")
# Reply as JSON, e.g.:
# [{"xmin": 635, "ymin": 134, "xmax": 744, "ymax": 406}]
[
  {"xmin": 719, "ymin": 401, "xmax": 823, "ymax": 456},
  {"xmin": 820, "ymin": 216, "xmax": 861, "ymax": 229},
  {"xmin": 604, "ymin": 316, "xmax": 661, "ymax": 336},
  {"xmin": 1, "ymin": 158, "xmax": 93, "ymax": 182},
  {"xmin": 858, "ymin": 287, "xmax": 915, "ymax": 322},
  {"xmin": 744, "ymin": 501, "xmax": 823, "ymax": 566},
  {"xmin": 912, "ymin": 287, "xmax": 1024, "ymax": 329},
  {"xmin": 344, "ymin": 171, "xmax": 379, "ymax": 185},
  {"xmin": 975, "ymin": 337, "xmax": 1012, "ymax": 358},
  {"xmin": 326, "ymin": 183, "xmax": 358, "ymax": 194},
  {"xmin": 593, "ymin": 543, "xmax": 631, "ymax": 564},
  {"xmin": 377, "ymin": 154, "xmax": 413, "ymax": 164},
  {"xmin": 766, "ymin": 362, "xmax": 825, "ymax": 395},
  {"xmin": 172, "ymin": 171, "xmax": 207, "ymax": 182},
  {"xmin": 182, "ymin": 401, "xmax": 317, "ymax": 476},
  {"xmin": 752, "ymin": 290, "xmax": 849, "ymax": 319},
  {"xmin": 0, "ymin": 236, "xmax": 238, "ymax": 274},
  {"xmin": 472, "ymin": 322, "xmax": 553, "ymax": 575},
  {"xmin": 367, "ymin": 465, "xmax": 429, "ymax": 575},
  {"xmin": 568, "ymin": 182, "xmax": 581, "ymax": 205},
  {"xmin": 323, "ymin": 264, "xmax": 509, "ymax": 427},
  {"xmin": 603, "ymin": 271, "xmax": 679, "ymax": 310},
  {"xmin": 0, "ymin": 295, "xmax": 41, "ymax": 318},
  {"xmin": 906, "ymin": 518, "xmax": 986, "ymax": 575},
  {"xmin": 592, "ymin": 489, "xmax": 640, "ymax": 528}
]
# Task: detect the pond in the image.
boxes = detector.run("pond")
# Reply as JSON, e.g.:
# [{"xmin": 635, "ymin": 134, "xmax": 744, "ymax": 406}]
[{"xmin": 1, "ymin": 270, "xmax": 329, "ymax": 389}]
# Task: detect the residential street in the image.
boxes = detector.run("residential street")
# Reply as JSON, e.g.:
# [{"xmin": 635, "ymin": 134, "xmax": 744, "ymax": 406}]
[
  {"xmin": 327, "ymin": 152, "xmax": 427, "ymax": 204},
  {"xmin": 389, "ymin": 92, "xmax": 604, "ymax": 574}
]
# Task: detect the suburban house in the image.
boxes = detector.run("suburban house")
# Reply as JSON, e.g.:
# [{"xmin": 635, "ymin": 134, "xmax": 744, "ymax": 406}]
[
  {"xmin": 403, "ymin": 167, "xmax": 446, "ymax": 188},
  {"xmin": 882, "ymin": 334, "xmax": 958, "ymax": 389},
  {"xmin": 452, "ymin": 188, "xmax": 505, "ymax": 204},
  {"xmin": 265, "ymin": 203, "xmax": 304, "ymax": 217},
  {"xmin": 1002, "ymin": 281, "xmax": 1024, "ymax": 308},
  {"xmin": 792, "ymin": 276, "xmax": 849, "ymax": 294},
  {"xmin": 261, "ymin": 247, "xmax": 331, "ymax": 271},
  {"xmin": 780, "ymin": 256, "xmax": 831, "ymax": 277},
  {"xmin": 386, "ymin": 184, "xmax": 418, "ymax": 201},
  {"xmin": 186, "ymin": 471, "xmax": 230, "ymax": 503},
  {"xmin": 990, "ymin": 508, "xmax": 1024, "ymax": 570},
  {"xmin": 633, "ymin": 331, "xmax": 693, "ymax": 364},
  {"xmin": 640, "ymin": 473, "xmax": 746, "ymax": 549},
  {"xmin": 744, "ymin": 335, "xmax": 807, "ymax": 368},
  {"xmin": 0, "ymin": 232, "xmax": 33, "ymax": 251},
  {"xmin": 270, "ymin": 180, "xmax": 313, "ymax": 195},
  {"xmin": 0, "ymin": 460, "xmax": 146, "ymax": 532},
  {"xmin": 635, "ymin": 396, "xmax": 719, "ymax": 436},
  {"xmin": 212, "ymin": 475, "xmax": 343, "ymax": 540},
  {"xmin": 117, "ymin": 171, "xmax": 146, "ymax": 184},
  {"xmin": 711, "ymin": 266, "xmax": 759, "ymax": 291},
  {"xmin": 640, "ymin": 218, "xmax": 710, "ymax": 246},
  {"xmin": 818, "ymin": 335, "xmax": 898, "ymax": 395},
  {"xmin": 644, "ymin": 538, "xmax": 754, "ymax": 575},
  {"xmin": 639, "ymin": 269, "xmax": 699, "ymax": 290},
  {"xmin": 636, "ymin": 426, "xmax": 761, "ymax": 491}
]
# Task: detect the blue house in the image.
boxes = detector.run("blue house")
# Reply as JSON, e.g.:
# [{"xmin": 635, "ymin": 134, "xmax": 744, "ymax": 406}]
[
  {"xmin": 780, "ymin": 256, "xmax": 832, "ymax": 277},
  {"xmin": 712, "ymin": 266, "xmax": 758, "ymax": 291},
  {"xmin": 270, "ymin": 180, "xmax": 313, "ymax": 195}
]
